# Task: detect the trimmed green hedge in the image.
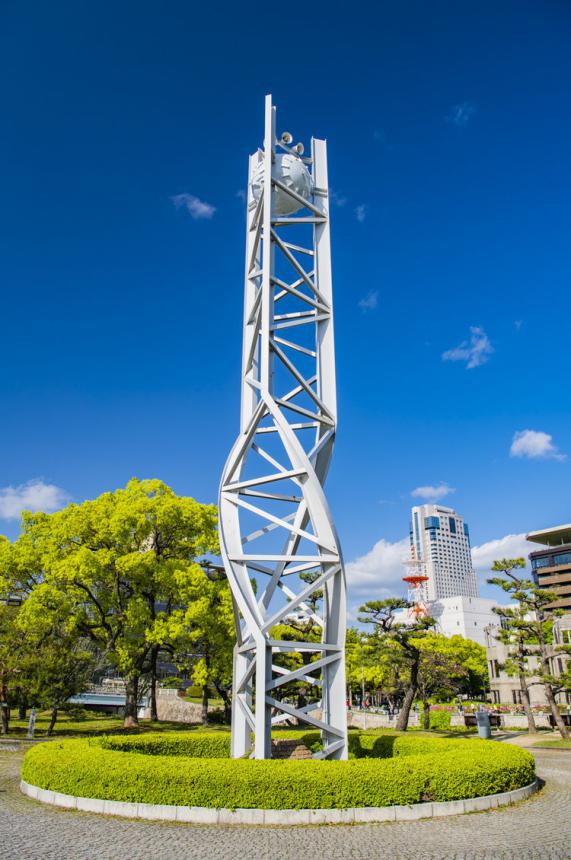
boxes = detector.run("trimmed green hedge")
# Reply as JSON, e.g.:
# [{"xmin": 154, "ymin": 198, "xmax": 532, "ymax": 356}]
[
  {"xmin": 21, "ymin": 731, "xmax": 534, "ymax": 810},
  {"xmin": 99, "ymin": 732, "xmax": 231, "ymax": 758}
]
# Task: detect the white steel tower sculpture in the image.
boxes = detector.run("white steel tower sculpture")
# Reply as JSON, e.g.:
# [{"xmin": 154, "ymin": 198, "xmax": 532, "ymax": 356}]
[{"xmin": 219, "ymin": 95, "xmax": 347, "ymax": 760}]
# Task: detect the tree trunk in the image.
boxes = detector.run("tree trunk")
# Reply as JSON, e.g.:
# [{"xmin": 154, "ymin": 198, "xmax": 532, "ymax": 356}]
[
  {"xmin": 18, "ymin": 703, "xmax": 27, "ymax": 720},
  {"xmin": 0, "ymin": 683, "xmax": 9, "ymax": 734},
  {"xmin": 536, "ymin": 622, "xmax": 569, "ymax": 739},
  {"xmin": 214, "ymin": 682, "xmax": 231, "ymax": 724},
  {"xmin": 396, "ymin": 656, "xmax": 419, "ymax": 732},
  {"xmin": 519, "ymin": 672, "xmax": 536, "ymax": 733},
  {"xmin": 396, "ymin": 686, "xmax": 415, "ymax": 731},
  {"xmin": 543, "ymin": 681, "xmax": 569, "ymax": 739},
  {"xmin": 201, "ymin": 685, "xmax": 209, "ymax": 726},
  {"xmin": 150, "ymin": 646, "xmax": 159, "ymax": 722},
  {"xmin": 46, "ymin": 708, "xmax": 58, "ymax": 736},
  {"xmin": 423, "ymin": 699, "xmax": 431, "ymax": 730},
  {"xmin": 124, "ymin": 675, "xmax": 140, "ymax": 728}
]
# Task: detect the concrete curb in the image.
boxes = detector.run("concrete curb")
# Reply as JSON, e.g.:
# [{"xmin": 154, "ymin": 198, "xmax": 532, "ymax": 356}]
[{"xmin": 20, "ymin": 779, "xmax": 539, "ymax": 825}]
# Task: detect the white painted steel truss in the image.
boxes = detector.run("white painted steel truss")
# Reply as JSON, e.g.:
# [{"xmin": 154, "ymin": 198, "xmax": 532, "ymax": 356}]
[{"xmin": 219, "ymin": 95, "xmax": 348, "ymax": 760}]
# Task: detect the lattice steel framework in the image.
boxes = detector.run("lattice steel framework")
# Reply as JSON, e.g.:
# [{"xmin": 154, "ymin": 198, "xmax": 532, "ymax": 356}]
[{"xmin": 219, "ymin": 95, "xmax": 347, "ymax": 760}]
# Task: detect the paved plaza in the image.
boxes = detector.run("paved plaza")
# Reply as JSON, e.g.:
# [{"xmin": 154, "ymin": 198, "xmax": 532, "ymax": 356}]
[{"xmin": 1, "ymin": 744, "xmax": 570, "ymax": 860}]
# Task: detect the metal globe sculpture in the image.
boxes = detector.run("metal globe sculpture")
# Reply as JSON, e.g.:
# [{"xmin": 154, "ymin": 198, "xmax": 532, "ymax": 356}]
[{"xmin": 251, "ymin": 152, "xmax": 313, "ymax": 215}]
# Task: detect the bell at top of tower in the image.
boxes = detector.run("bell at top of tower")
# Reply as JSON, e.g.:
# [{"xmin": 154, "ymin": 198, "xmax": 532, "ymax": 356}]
[{"xmin": 250, "ymin": 152, "xmax": 312, "ymax": 216}]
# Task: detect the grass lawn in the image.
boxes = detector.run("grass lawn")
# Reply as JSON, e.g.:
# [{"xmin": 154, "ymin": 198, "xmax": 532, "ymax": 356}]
[
  {"xmin": 1, "ymin": 710, "xmax": 479, "ymax": 741},
  {"xmin": 4, "ymin": 711, "xmax": 231, "ymax": 738},
  {"xmin": 532, "ymin": 738, "xmax": 571, "ymax": 749}
]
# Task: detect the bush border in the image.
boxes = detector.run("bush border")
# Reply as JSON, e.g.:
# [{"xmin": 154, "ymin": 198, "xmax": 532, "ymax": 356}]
[{"xmin": 20, "ymin": 778, "xmax": 539, "ymax": 824}]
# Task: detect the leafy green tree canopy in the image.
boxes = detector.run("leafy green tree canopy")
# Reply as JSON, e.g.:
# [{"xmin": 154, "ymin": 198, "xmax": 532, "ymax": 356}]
[{"xmin": 1, "ymin": 478, "xmax": 218, "ymax": 726}]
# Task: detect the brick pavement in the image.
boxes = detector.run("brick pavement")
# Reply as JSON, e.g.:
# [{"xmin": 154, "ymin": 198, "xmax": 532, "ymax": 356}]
[{"xmin": 1, "ymin": 746, "xmax": 569, "ymax": 859}]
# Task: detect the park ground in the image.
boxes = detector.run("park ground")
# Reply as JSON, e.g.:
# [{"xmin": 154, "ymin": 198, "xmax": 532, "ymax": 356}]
[{"xmin": 1, "ymin": 717, "xmax": 570, "ymax": 860}]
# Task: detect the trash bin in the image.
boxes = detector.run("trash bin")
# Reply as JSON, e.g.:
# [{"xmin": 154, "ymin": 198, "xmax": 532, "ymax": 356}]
[{"xmin": 475, "ymin": 712, "xmax": 491, "ymax": 740}]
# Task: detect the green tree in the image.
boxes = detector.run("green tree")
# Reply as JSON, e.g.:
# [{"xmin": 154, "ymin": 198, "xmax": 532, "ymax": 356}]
[
  {"xmin": 0, "ymin": 598, "xmax": 28, "ymax": 734},
  {"xmin": 1, "ymin": 556, "xmax": 96, "ymax": 734},
  {"xmin": 346, "ymin": 628, "xmax": 406, "ymax": 708},
  {"xmin": 418, "ymin": 633, "xmax": 487, "ymax": 698},
  {"xmin": 345, "ymin": 628, "xmax": 367, "ymax": 705},
  {"xmin": 488, "ymin": 557, "xmax": 569, "ymax": 739},
  {"xmin": 413, "ymin": 634, "xmax": 471, "ymax": 729},
  {"xmin": 150, "ymin": 566, "xmax": 234, "ymax": 725},
  {"xmin": 23, "ymin": 636, "xmax": 97, "ymax": 735},
  {"xmin": 4, "ymin": 479, "xmax": 218, "ymax": 728},
  {"xmin": 358, "ymin": 598, "xmax": 435, "ymax": 731},
  {"xmin": 490, "ymin": 602, "xmax": 537, "ymax": 732}
]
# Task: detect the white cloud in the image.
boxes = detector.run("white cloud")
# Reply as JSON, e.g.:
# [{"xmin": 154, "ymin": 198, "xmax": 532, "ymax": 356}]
[
  {"xmin": 346, "ymin": 536, "xmax": 410, "ymax": 608},
  {"xmin": 510, "ymin": 429, "xmax": 566, "ymax": 462},
  {"xmin": 330, "ymin": 189, "xmax": 347, "ymax": 207},
  {"xmin": 514, "ymin": 319, "xmax": 523, "ymax": 331},
  {"xmin": 171, "ymin": 193, "xmax": 216, "ymax": 220},
  {"xmin": 411, "ymin": 483, "xmax": 455, "ymax": 502},
  {"xmin": 447, "ymin": 102, "xmax": 475, "ymax": 127},
  {"xmin": 442, "ymin": 325, "xmax": 493, "ymax": 369},
  {"xmin": 0, "ymin": 480, "xmax": 69, "ymax": 521},
  {"xmin": 358, "ymin": 290, "xmax": 378, "ymax": 312},
  {"xmin": 236, "ymin": 189, "xmax": 246, "ymax": 204},
  {"xmin": 471, "ymin": 533, "xmax": 536, "ymax": 574},
  {"xmin": 354, "ymin": 204, "xmax": 368, "ymax": 223}
]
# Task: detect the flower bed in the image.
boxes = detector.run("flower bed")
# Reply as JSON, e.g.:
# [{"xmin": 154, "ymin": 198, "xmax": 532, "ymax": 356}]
[{"xmin": 21, "ymin": 730, "xmax": 534, "ymax": 810}]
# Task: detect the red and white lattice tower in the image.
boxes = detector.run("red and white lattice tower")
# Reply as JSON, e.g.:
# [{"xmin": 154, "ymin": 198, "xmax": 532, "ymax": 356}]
[{"xmin": 402, "ymin": 555, "xmax": 429, "ymax": 619}]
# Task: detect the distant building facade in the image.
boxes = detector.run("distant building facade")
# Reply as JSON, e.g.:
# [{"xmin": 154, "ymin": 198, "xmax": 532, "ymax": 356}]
[
  {"xmin": 430, "ymin": 596, "xmax": 499, "ymax": 648},
  {"xmin": 485, "ymin": 614, "xmax": 571, "ymax": 706},
  {"xmin": 527, "ymin": 523, "xmax": 571, "ymax": 612},
  {"xmin": 410, "ymin": 504, "xmax": 478, "ymax": 601}
]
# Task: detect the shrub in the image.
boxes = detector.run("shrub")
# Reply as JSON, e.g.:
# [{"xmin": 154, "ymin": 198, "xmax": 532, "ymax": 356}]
[
  {"xmin": 98, "ymin": 732, "xmax": 231, "ymax": 758},
  {"xmin": 21, "ymin": 731, "xmax": 534, "ymax": 810},
  {"xmin": 427, "ymin": 710, "xmax": 451, "ymax": 730}
]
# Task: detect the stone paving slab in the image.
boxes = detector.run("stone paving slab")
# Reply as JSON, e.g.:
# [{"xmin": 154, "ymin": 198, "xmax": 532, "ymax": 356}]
[{"xmin": 1, "ymin": 748, "xmax": 571, "ymax": 859}]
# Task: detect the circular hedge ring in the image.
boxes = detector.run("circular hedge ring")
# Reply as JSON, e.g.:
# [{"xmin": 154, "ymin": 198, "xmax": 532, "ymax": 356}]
[{"xmin": 21, "ymin": 731, "xmax": 535, "ymax": 811}]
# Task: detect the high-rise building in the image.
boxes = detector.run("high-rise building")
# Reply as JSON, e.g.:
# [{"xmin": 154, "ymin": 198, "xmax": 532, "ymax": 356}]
[
  {"xmin": 410, "ymin": 504, "xmax": 478, "ymax": 601},
  {"xmin": 527, "ymin": 523, "xmax": 571, "ymax": 612}
]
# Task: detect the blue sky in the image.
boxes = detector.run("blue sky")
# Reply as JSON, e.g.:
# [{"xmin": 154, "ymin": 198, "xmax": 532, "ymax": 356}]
[{"xmin": 1, "ymin": 2, "xmax": 570, "ymax": 610}]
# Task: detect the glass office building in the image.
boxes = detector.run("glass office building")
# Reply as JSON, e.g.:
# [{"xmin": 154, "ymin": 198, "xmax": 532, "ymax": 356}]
[{"xmin": 528, "ymin": 523, "xmax": 571, "ymax": 612}]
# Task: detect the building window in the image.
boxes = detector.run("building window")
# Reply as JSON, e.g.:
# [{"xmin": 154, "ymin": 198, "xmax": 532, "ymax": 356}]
[
  {"xmin": 449, "ymin": 518, "xmax": 457, "ymax": 534},
  {"xmin": 512, "ymin": 690, "xmax": 522, "ymax": 705},
  {"xmin": 531, "ymin": 556, "xmax": 553, "ymax": 570},
  {"xmin": 424, "ymin": 516, "xmax": 440, "ymax": 530}
]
